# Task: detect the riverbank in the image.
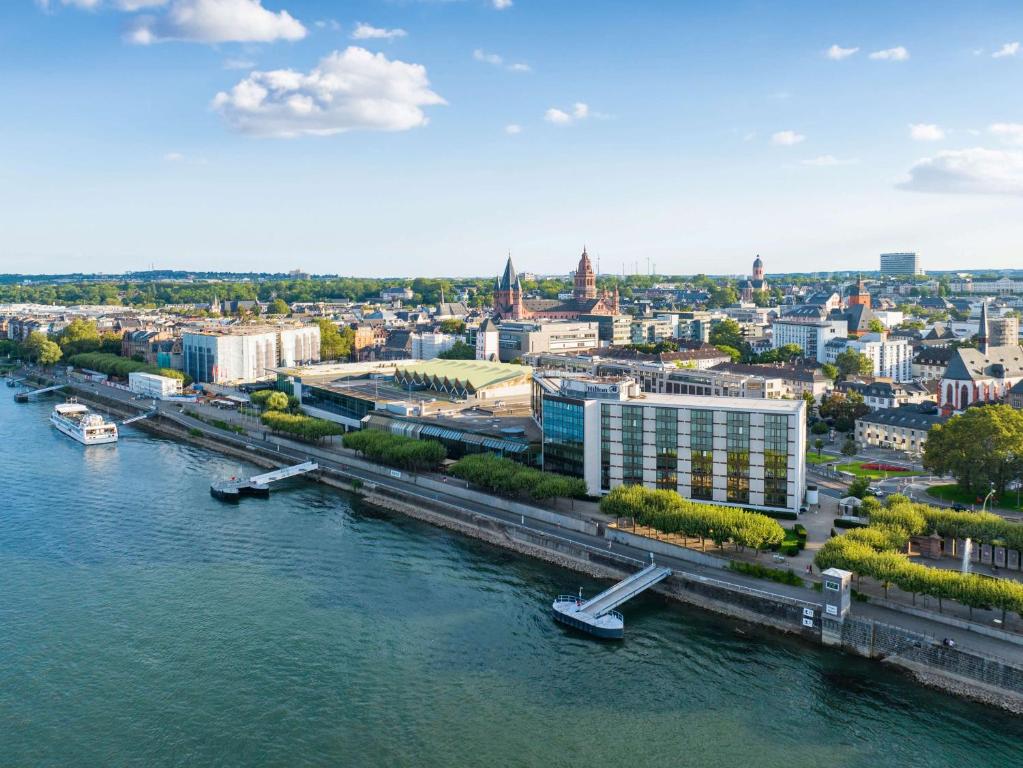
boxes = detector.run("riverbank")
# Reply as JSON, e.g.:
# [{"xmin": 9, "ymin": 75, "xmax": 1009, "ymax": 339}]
[{"xmin": 43, "ymin": 380, "xmax": 1023, "ymax": 713}]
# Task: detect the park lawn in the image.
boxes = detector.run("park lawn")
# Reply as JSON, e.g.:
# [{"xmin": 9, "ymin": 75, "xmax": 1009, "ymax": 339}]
[
  {"xmin": 806, "ymin": 452, "xmax": 839, "ymax": 465},
  {"xmin": 927, "ymin": 483, "xmax": 1023, "ymax": 514},
  {"xmin": 835, "ymin": 461, "xmax": 921, "ymax": 479}
]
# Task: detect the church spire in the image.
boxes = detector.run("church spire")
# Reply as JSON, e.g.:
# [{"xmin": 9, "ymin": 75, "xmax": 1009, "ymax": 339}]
[{"xmin": 977, "ymin": 299, "xmax": 990, "ymax": 353}]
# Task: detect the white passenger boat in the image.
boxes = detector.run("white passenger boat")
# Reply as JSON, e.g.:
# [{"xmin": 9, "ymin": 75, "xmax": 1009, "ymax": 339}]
[{"xmin": 50, "ymin": 401, "xmax": 119, "ymax": 445}]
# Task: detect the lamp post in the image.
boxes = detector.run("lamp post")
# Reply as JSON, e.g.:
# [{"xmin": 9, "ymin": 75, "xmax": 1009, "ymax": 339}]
[{"xmin": 981, "ymin": 482, "xmax": 996, "ymax": 513}]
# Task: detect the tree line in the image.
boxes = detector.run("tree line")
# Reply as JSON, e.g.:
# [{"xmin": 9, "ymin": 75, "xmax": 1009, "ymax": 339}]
[
  {"xmin": 67, "ymin": 352, "xmax": 187, "ymax": 384},
  {"xmin": 343, "ymin": 430, "xmax": 447, "ymax": 471},
  {"xmin": 448, "ymin": 453, "xmax": 588, "ymax": 501},
  {"xmin": 599, "ymin": 485, "xmax": 785, "ymax": 553},
  {"xmin": 260, "ymin": 411, "xmax": 346, "ymax": 442}
]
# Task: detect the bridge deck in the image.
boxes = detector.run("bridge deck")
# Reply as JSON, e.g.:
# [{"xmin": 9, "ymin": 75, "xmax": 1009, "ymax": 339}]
[{"xmin": 249, "ymin": 461, "xmax": 318, "ymax": 486}]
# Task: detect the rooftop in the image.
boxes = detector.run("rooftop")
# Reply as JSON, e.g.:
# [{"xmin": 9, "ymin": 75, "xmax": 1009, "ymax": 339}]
[{"xmin": 394, "ymin": 359, "xmax": 532, "ymax": 391}]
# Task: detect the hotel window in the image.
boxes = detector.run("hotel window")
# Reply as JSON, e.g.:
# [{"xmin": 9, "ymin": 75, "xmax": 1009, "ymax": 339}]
[
  {"xmin": 726, "ymin": 412, "xmax": 750, "ymax": 504},
  {"xmin": 600, "ymin": 405, "xmax": 611, "ymax": 491},
  {"xmin": 655, "ymin": 408, "xmax": 677, "ymax": 490},
  {"xmin": 763, "ymin": 414, "xmax": 789, "ymax": 508},
  {"xmin": 690, "ymin": 409, "xmax": 714, "ymax": 500},
  {"xmin": 542, "ymin": 397, "xmax": 585, "ymax": 478},
  {"xmin": 621, "ymin": 405, "xmax": 644, "ymax": 486}
]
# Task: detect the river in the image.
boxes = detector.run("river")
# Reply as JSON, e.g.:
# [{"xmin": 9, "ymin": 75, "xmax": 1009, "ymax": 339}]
[{"xmin": 1, "ymin": 391, "xmax": 1021, "ymax": 767}]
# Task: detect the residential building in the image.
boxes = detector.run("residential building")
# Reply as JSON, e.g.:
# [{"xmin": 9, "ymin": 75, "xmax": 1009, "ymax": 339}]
[
  {"xmin": 533, "ymin": 374, "xmax": 806, "ymax": 512},
  {"xmin": 823, "ymin": 332, "xmax": 913, "ymax": 382},
  {"xmin": 949, "ymin": 276, "xmax": 1023, "ymax": 295},
  {"xmin": 579, "ymin": 313, "xmax": 632, "ymax": 346},
  {"xmin": 475, "ymin": 318, "xmax": 499, "ymax": 361},
  {"xmin": 712, "ymin": 361, "xmax": 831, "ymax": 401},
  {"xmin": 771, "ymin": 305, "xmax": 847, "ymax": 363},
  {"xmin": 837, "ymin": 380, "xmax": 933, "ymax": 411},
  {"xmin": 410, "ymin": 332, "xmax": 458, "ymax": 360},
  {"xmin": 913, "ymin": 347, "xmax": 957, "ymax": 380},
  {"xmin": 855, "ymin": 403, "xmax": 947, "ymax": 456},
  {"xmin": 880, "ymin": 252, "xmax": 923, "ymax": 276},
  {"xmin": 630, "ymin": 317, "xmax": 675, "ymax": 344},
  {"xmin": 990, "ymin": 316, "xmax": 1020, "ymax": 347}
]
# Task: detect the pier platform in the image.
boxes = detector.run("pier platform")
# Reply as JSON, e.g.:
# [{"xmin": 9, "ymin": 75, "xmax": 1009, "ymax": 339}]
[
  {"xmin": 210, "ymin": 460, "xmax": 318, "ymax": 501},
  {"xmin": 552, "ymin": 562, "xmax": 672, "ymax": 639}
]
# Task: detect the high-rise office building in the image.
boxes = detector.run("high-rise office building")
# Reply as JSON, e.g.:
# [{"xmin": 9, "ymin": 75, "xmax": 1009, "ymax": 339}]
[{"xmin": 880, "ymin": 252, "xmax": 923, "ymax": 276}]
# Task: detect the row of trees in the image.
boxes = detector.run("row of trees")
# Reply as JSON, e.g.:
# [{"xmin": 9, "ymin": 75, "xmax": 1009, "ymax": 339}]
[
  {"xmin": 343, "ymin": 430, "xmax": 447, "ymax": 471},
  {"xmin": 260, "ymin": 411, "xmax": 345, "ymax": 442},
  {"xmin": 924, "ymin": 405, "xmax": 1023, "ymax": 498},
  {"xmin": 67, "ymin": 352, "xmax": 187, "ymax": 383},
  {"xmin": 599, "ymin": 485, "xmax": 785, "ymax": 553},
  {"xmin": 815, "ymin": 533, "xmax": 1023, "ymax": 617},
  {"xmin": 867, "ymin": 494, "xmax": 1023, "ymax": 552},
  {"xmin": 448, "ymin": 453, "xmax": 588, "ymax": 501}
]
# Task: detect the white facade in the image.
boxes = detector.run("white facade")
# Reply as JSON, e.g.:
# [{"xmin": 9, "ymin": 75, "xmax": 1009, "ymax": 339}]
[
  {"xmin": 880, "ymin": 252, "xmax": 923, "ymax": 276},
  {"xmin": 771, "ymin": 318, "xmax": 847, "ymax": 363},
  {"xmin": 183, "ymin": 331, "xmax": 277, "ymax": 384},
  {"xmin": 824, "ymin": 333, "xmax": 913, "ymax": 382},
  {"xmin": 278, "ymin": 325, "xmax": 321, "ymax": 368},
  {"xmin": 128, "ymin": 371, "xmax": 182, "ymax": 399},
  {"xmin": 411, "ymin": 332, "xmax": 458, "ymax": 360}
]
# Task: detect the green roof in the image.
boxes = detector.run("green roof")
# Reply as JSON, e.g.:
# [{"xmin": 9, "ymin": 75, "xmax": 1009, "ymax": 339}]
[{"xmin": 394, "ymin": 359, "xmax": 532, "ymax": 392}]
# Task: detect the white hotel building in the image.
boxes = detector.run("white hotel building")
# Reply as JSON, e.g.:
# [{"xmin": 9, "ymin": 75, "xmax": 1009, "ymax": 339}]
[
  {"xmin": 536, "ymin": 375, "xmax": 806, "ymax": 514},
  {"xmin": 183, "ymin": 325, "xmax": 320, "ymax": 384}
]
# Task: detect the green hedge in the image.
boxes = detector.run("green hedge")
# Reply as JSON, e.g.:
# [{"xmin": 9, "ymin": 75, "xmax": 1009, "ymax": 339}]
[
  {"xmin": 343, "ymin": 429, "xmax": 447, "ymax": 471},
  {"xmin": 448, "ymin": 453, "xmax": 587, "ymax": 501},
  {"xmin": 600, "ymin": 485, "xmax": 785, "ymax": 552},
  {"xmin": 729, "ymin": 561, "xmax": 804, "ymax": 587},
  {"xmin": 757, "ymin": 508, "xmax": 799, "ymax": 520},
  {"xmin": 834, "ymin": 517, "xmax": 869, "ymax": 529},
  {"xmin": 67, "ymin": 352, "xmax": 189, "ymax": 385},
  {"xmin": 261, "ymin": 411, "xmax": 345, "ymax": 443}
]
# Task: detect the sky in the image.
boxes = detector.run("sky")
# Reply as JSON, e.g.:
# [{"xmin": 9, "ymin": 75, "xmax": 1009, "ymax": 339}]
[{"xmin": 1, "ymin": 0, "xmax": 1022, "ymax": 278}]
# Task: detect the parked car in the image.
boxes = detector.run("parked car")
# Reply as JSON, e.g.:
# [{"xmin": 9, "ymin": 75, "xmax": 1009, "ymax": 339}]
[{"xmin": 951, "ymin": 503, "xmax": 968, "ymax": 511}]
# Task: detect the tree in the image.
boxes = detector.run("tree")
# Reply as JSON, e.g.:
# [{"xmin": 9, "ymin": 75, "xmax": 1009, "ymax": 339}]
[
  {"xmin": 801, "ymin": 390, "xmax": 816, "ymax": 421},
  {"xmin": 867, "ymin": 318, "xmax": 885, "ymax": 334},
  {"xmin": 923, "ymin": 404, "xmax": 1023, "ymax": 498},
  {"xmin": 715, "ymin": 344, "xmax": 742, "ymax": 363},
  {"xmin": 269, "ymin": 298, "xmax": 290, "ymax": 315},
  {"xmin": 38, "ymin": 340, "xmax": 63, "ymax": 366},
  {"xmin": 819, "ymin": 392, "xmax": 869, "ymax": 432},
  {"xmin": 814, "ymin": 438, "xmax": 825, "ymax": 457},
  {"xmin": 265, "ymin": 391, "xmax": 289, "ymax": 411},
  {"xmin": 438, "ymin": 318, "xmax": 466, "ymax": 335},
  {"xmin": 709, "ymin": 319, "xmax": 744, "ymax": 349},
  {"xmin": 438, "ymin": 341, "xmax": 476, "ymax": 360},
  {"xmin": 56, "ymin": 318, "xmax": 102, "ymax": 356},
  {"xmin": 317, "ymin": 318, "xmax": 354, "ymax": 361},
  {"xmin": 821, "ymin": 363, "xmax": 839, "ymax": 381},
  {"xmin": 842, "ymin": 437, "xmax": 857, "ymax": 456},
  {"xmin": 848, "ymin": 477, "xmax": 871, "ymax": 499},
  {"xmin": 835, "ymin": 349, "xmax": 874, "ymax": 378}
]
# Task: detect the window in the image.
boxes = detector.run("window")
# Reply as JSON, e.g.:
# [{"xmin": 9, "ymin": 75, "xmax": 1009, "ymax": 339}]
[
  {"xmin": 600, "ymin": 405, "xmax": 611, "ymax": 491},
  {"xmin": 726, "ymin": 411, "xmax": 750, "ymax": 504},
  {"xmin": 655, "ymin": 408, "xmax": 677, "ymax": 490},
  {"xmin": 764, "ymin": 413, "xmax": 789, "ymax": 508},
  {"xmin": 621, "ymin": 405, "xmax": 644, "ymax": 486},
  {"xmin": 690, "ymin": 409, "xmax": 714, "ymax": 500}
]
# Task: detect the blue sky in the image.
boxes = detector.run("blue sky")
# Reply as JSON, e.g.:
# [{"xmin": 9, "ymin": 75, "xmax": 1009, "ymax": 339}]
[{"xmin": 1, "ymin": 0, "xmax": 1022, "ymax": 277}]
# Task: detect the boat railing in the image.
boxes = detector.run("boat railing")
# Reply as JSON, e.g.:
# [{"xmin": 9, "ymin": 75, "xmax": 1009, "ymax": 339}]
[
  {"xmin": 604, "ymin": 610, "xmax": 624, "ymax": 622},
  {"xmin": 554, "ymin": 595, "xmax": 583, "ymax": 605}
]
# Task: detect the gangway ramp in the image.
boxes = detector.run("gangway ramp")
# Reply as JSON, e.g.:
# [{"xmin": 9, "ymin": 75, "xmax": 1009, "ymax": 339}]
[
  {"xmin": 122, "ymin": 410, "xmax": 156, "ymax": 425},
  {"xmin": 551, "ymin": 562, "xmax": 672, "ymax": 639},
  {"xmin": 211, "ymin": 461, "xmax": 318, "ymax": 501},
  {"xmin": 14, "ymin": 384, "xmax": 67, "ymax": 401}
]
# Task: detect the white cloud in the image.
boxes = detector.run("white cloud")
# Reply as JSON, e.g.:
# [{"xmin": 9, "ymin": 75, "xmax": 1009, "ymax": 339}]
[
  {"xmin": 869, "ymin": 46, "xmax": 909, "ymax": 61},
  {"xmin": 223, "ymin": 57, "xmax": 255, "ymax": 69},
  {"xmin": 473, "ymin": 49, "xmax": 530, "ymax": 72},
  {"xmin": 505, "ymin": 124, "xmax": 522, "ymax": 134},
  {"xmin": 825, "ymin": 44, "xmax": 858, "ymax": 60},
  {"xmin": 909, "ymin": 123, "xmax": 944, "ymax": 141},
  {"xmin": 993, "ymin": 42, "xmax": 1020, "ymax": 58},
  {"xmin": 351, "ymin": 22, "xmax": 406, "ymax": 41},
  {"xmin": 990, "ymin": 123, "xmax": 1023, "ymax": 145},
  {"xmin": 127, "ymin": 0, "xmax": 306, "ymax": 45},
  {"xmin": 545, "ymin": 108, "xmax": 571, "ymax": 124},
  {"xmin": 771, "ymin": 130, "xmax": 805, "ymax": 146},
  {"xmin": 116, "ymin": 0, "xmax": 169, "ymax": 9},
  {"xmin": 801, "ymin": 155, "xmax": 858, "ymax": 166},
  {"xmin": 212, "ymin": 46, "xmax": 446, "ymax": 137},
  {"xmin": 164, "ymin": 151, "xmax": 185, "ymax": 162},
  {"xmin": 492, "ymin": 0, "xmax": 513, "ymax": 9},
  {"xmin": 544, "ymin": 103, "xmax": 594, "ymax": 125},
  {"xmin": 314, "ymin": 19, "xmax": 340, "ymax": 31},
  {"xmin": 899, "ymin": 147, "xmax": 1023, "ymax": 196},
  {"xmin": 473, "ymin": 48, "xmax": 503, "ymax": 66}
]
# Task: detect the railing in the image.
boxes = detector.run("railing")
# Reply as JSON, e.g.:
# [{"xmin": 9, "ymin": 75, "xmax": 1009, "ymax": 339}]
[{"xmin": 682, "ymin": 571, "xmax": 822, "ymax": 611}]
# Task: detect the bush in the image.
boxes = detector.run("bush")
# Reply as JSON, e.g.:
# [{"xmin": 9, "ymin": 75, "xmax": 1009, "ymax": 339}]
[
  {"xmin": 188, "ymin": 427, "xmax": 202, "ymax": 437},
  {"xmin": 343, "ymin": 429, "xmax": 447, "ymax": 471},
  {"xmin": 757, "ymin": 508, "xmax": 799, "ymax": 520},
  {"xmin": 811, "ymin": 421, "xmax": 830, "ymax": 434},
  {"xmin": 600, "ymin": 485, "xmax": 785, "ymax": 552},
  {"xmin": 834, "ymin": 517, "xmax": 869, "ymax": 529},
  {"xmin": 448, "ymin": 453, "xmax": 587, "ymax": 501},
  {"xmin": 728, "ymin": 561, "xmax": 804, "ymax": 587}
]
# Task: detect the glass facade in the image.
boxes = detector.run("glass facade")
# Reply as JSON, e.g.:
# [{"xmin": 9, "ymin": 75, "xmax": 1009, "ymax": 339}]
[
  {"xmin": 600, "ymin": 406, "xmax": 611, "ymax": 491},
  {"xmin": 689, "ymin": 409, "xmax": 714, "ymax": 500},
  {"xmin": 726, "ymin": 412, "xmax": 750, "ymax": 504},
  {"xmin": 655, "ymin": 408, "xmax": 677, "ymax": 490},
  {"xmin": 542, "ymin": 396, "xmax": 585, "ymax": 477},
  {"xmin": 183, "ymin": 339, "xmax": 215, "ymax": 384},
  {"xmin": 302, "ymin": 385, "xmax": 377, "ymax": 422},
  {"xmin": 764, "ymin": 413, "xmax": 790, "ymax": 508},
  {"xmin": 620, "ymin": 405, "xmax": 644, "ymax": 486}
]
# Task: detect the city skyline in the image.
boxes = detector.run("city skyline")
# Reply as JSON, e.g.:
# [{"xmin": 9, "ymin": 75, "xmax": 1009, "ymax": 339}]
[{"xmin": 2, "ymin": 0, "xmax": 1023, "ymax": 275}]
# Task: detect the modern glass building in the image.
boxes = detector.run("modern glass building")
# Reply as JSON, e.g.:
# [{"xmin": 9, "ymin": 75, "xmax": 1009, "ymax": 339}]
[{"xmin": 535, "ymin": 374, "xmax": 806, "ymax": 513}]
